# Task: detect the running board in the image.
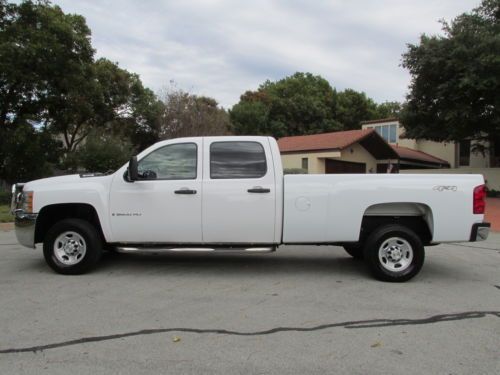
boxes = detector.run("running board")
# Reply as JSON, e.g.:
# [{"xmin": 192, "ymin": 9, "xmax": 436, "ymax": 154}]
[{"xmin": 115, "ymin": 246, "xmax": 276, "ymax": 254}]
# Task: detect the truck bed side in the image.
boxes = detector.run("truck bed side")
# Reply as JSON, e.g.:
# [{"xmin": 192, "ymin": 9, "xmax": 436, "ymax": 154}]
[{"xmin": 283, "ymin": 174, "xmax": 485, "ymax": 243}]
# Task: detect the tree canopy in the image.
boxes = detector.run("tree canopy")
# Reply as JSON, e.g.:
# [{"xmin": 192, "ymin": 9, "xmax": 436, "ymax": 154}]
[
  {"xmin": 158, "ymin": 87, "xmax": 230, "ymax": 140},
  {"xmin": 0, "ymin": 0, "xmax": 94, "ymax": 129},
  {"xmin": 336, "ymin": 89, "xmax": 379, "ymax": 130},
  {"xmin": 230, "ymin": 72, "xmax": 397, "ymax": 138},
  {"xmin": 401, "ymin": 0, "xmax": 500, "ymax": 149},
  {"xmin": 0, "ymin": 0, "xmax": 164, "ymax": 182},
  {"xmin": 230, "ymin": 72, "xmax": 341, "ymax": 139}
]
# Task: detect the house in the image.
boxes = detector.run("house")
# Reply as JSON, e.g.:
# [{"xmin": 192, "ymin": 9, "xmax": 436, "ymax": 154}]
[
  {"xmin": 360, "ymin": 118, "xmax": 498, "ymax": 168},
  {"xmin": 360, "ymin": 118, "xmax": 500, "ymax": 190},
  {"xmin": 278, "ymin": 129, "xmax": 449, "ymax": 174}
]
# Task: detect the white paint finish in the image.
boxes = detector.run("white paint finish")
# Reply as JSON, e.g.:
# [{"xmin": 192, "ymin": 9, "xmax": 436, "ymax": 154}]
[
  {"xmin": 108, "ymin": 138, "xmax": 203, "ymax": 243},
  {"xmin": 24, "ymin": 174, "xmax": 114, "ymax": 241},
  {"xmin": 23, "ymin": 136, "xmax": 486, "ymax": 247},
  {"xmin": 201, "ymin": 137, "xmax": 276, "ymax": 244},
  {"xmin": 267, "ymin": 137, "xmax": 284, "ymax": 243},
  {"xmin": 283, "ymin": 173, "xmax": 485, "ymax": 243}
]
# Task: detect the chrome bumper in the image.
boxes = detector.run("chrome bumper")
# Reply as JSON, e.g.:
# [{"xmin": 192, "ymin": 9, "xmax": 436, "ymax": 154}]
[
  {"xmin": 14, "ymin": 210, "xmax": 38, "ymax": 249},
  {"xmin": 470, "ymin": 223, "xmax": 490, "ymax": 242}
]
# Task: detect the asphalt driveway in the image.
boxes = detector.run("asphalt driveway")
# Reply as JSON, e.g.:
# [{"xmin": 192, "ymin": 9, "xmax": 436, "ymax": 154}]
[{"xmin": 0, "ymin": 228, "xmax": 499, "ymax": 374}]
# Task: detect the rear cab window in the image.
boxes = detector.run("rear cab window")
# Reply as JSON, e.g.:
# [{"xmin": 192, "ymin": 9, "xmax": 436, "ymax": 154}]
[{"xmin": 210, "ymin": 141, "xmax": 267, "ymax": 179}]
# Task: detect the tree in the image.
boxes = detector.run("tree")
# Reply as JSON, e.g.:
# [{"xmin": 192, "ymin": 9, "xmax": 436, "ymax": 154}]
[
  {"xmin": 336, "ymin": 89, "xmax": 379, "ymax": 130},
  {"xmin": 0, "ymin": 0, "xmax": 162, "ymax": 180},
  {"xmin": 401, "ymin": 0, "xmax": 500, "ymax": 155},
  {"xmin": 0, "ymin": 0, "xmax": 93, "ymax": 181},
  {"xmin": 0, "ymin": 123, "xmax": 61, "ymax": 184},
  {"xmin": 158, "ymin": 87, "xmax": 230, "ymax": 140},
  {"xmin": 72, "ymin": 129, "xmax": 133, "ymax": 173},
  {"xmin": 230, "ymin": 72, "xmax": 341, "ymax": 138},
  {"xmin": 0, "ymin": 0, "xmax": 94, "ymax": 129},
  {"xmin": 376, "ymin": 101, "xmax": 402, "ymax": 119},
  {"xmin": 126, "ymin": 81, "xmax": 164, "ymax": 151},
  {"xmin": 46, "ymin": 58, "xmax": 160, "ymax": 153}
]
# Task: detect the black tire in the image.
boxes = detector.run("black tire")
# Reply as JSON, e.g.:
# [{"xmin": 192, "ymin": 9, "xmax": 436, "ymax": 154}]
[
  {"xmin": 363, "ymin": 224, "xmax": 424, "ymax": 282},
  {"xmin": 43, "ymin": 218, "xmax": 102, "ymax": 275},
  {"xmin": 343, "ymin": 244, "xmax": 364, "ymax": 260}
]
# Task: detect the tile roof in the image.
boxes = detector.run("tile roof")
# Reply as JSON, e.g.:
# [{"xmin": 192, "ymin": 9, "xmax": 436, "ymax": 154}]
[
  {"xmin": 391, "ymin": 145, "xmax": 450, "ymax": 166},
  {"xmin": 278, "ymin": 129, "xmax": 375, "ymax": 153}
]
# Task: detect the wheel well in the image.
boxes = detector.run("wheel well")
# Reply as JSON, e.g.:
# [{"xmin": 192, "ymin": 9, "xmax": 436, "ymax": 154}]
[
  {"xmin": 35, "ymin": 203, "xmax": 104, "ymax": 244},
  {"xmin": 359, "ymin": 216, "xmax": 433, "ymax": 246}
]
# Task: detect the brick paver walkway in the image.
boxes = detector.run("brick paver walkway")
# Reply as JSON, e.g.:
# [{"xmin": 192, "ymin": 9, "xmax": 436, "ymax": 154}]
[
  {"xmin": 485, "ymin": 198, "xmax": 500, "ymax": 232},
  {"xmin": 0, "ymin": 222, "xmax": 14, "ymax": 232}
]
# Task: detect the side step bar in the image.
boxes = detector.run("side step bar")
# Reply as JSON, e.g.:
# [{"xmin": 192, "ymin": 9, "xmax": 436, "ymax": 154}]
[{"xmin": 115, "ymin": 246, "xmax": 276, "ymax": 254}]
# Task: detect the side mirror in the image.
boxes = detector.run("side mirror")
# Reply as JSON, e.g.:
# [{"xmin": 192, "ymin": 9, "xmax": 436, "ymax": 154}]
[{"xmin": 128, "ymin": 156, "xmax": 139, "ymax": 181}]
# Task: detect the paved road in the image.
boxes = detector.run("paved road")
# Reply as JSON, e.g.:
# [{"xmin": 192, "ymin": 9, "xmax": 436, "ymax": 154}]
[{"xmin": 0, "ymin": 228, "xmax": 499, "ymax": 374}]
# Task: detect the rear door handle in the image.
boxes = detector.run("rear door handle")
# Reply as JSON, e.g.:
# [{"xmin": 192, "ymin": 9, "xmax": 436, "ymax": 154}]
[
  {"xmin": 174, "ymin": 188, "xmax": 197, "ymax": 195},
  {"xmin": 247, "ymin": 187, "xmax": 271, "ymax": 193}
]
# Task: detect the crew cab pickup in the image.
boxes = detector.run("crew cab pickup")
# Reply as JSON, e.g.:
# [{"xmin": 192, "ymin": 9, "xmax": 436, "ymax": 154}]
[{"xmin": 11, "ymin": 136, "xmax": 490, "ymax": 281}]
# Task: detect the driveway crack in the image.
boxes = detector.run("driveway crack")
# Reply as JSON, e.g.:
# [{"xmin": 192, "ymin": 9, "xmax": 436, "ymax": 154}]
[{"xmin": 1, "ymin": 310, "xmax": 499, "ymax": 354}]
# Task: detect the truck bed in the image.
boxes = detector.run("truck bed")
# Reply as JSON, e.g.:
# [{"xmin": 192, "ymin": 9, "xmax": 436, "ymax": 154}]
[{"xmin": 283, "ymin": 173, "xmax": 484, "ymax": 243}]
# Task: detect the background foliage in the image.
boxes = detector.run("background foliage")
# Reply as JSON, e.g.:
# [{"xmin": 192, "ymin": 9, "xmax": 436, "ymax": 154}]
[
  {"xmin": 230, "ymin": 72, "xmax": 400, "ymax": 138},
  {"xmin": 2, "ymin": 0, "xmax": 497, "ymax": 188},
  {"xmin": 401, "ymin": 0, "xmax": 500, "ymax": 153}
]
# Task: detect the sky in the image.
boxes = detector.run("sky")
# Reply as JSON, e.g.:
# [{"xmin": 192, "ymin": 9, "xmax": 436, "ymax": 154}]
[{"xmin": 54, "ymin": 0, "xmax": 479, "ymax": 109}]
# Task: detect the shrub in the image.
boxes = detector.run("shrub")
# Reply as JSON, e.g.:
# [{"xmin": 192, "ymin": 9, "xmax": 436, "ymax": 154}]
[
  {"xmin": 284, "ymin": 168, "xmax": 308, "ymax": 174},
  {"xmin": 74, "ymin": 131, "xmax": 134, "ymax": 173},
  {"xmin": 487, "ymin": 189, "xmax": 499, "ymax": 198},
  {"xmin": 0, "ymin": 190, "xmax": 11, "ymax": 205}
]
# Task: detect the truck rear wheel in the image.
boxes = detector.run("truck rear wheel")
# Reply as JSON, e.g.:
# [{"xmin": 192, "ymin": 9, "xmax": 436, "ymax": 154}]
[
  {"xmin": 43, "ymin": 218, "xmax": 102, "ymax": 275},
  {"xmin": 343, "ymin": 244, "xmax": 364, "ymax": 260},
  {"xmin": 363, "ymin": 224, "xmax": 424, "ymax": 282}
]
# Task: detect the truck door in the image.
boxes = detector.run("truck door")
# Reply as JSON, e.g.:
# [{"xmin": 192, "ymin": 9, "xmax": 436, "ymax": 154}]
[
  {"xmin": 202, "ymin": 138, "xmax": 276, "ymax": 244},
  {"xmin": 109, "ymin": 140, "xmax": 202, "ymax": 243}
]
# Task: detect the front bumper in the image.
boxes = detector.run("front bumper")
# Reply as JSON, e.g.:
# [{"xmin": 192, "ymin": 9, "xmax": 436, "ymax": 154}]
[
  {"xmin": 14, "ymin": 210, "xmax": 38, "ymax": 249},
  {"xmin": 470, "ymin": 222, "xmax": 490, "ymax": 242}
]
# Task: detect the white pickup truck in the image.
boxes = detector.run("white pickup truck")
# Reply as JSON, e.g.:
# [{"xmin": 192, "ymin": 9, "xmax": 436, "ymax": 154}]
[{"xmin": 11, "ymin": 136, "xmax": 490, "ymax": 281}]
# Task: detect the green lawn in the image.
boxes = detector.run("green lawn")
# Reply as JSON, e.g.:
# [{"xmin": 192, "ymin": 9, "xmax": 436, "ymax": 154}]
[{"xmin": 0, "ymin": 205, "xmax": 13, "ymax": 223}]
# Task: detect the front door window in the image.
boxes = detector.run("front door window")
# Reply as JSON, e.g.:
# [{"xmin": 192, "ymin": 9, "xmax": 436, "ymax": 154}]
[{"xmin": 138, "ymin": 143, "xmax": 197, "ymax": 180}]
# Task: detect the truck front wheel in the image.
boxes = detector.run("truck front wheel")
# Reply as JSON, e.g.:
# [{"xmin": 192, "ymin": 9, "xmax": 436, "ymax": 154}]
[
  {"xmin": 43, "ymin": 219, "xmax": 102, "ymax": 275},
  {"xmin": 363, "ymin": 224, "xmax": 425, "ymax": 282}
]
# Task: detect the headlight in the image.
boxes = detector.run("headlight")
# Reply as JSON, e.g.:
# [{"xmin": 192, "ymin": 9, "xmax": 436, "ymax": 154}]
[{"xmin": 21, "ymin": 191, "xmax": 34, "ymax": 213}]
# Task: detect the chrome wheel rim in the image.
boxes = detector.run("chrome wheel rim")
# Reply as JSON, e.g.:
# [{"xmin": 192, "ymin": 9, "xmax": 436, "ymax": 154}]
[
  {"xmin": 378, "ymin": 237, "xmax": 413, "ymax": 272},
  {"xmin": 53, "ymin": 231, "xmax": 87, "ymax": 266}
]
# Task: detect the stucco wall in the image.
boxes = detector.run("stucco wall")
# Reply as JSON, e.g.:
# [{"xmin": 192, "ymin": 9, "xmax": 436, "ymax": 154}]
[
  {"xmin": 401, "ymin": 168, "xmax": 500, "ymax": 190},
  {"xmin": 339, "ymin": 143, "xmax": 378, "ymax": 173},
  {"xmin": 415, "ymin": 140, "xmax": 457, "ymax": 166},
  {"xmin": 468, "ymin": 140, "xmax": 491, "ymax": 168},
  {"xmin": 281, "ymin": 151, "xmax": 341, "ymax": 174},
  {"xmin": 362, "ymin": 121, "xmax": 492, "ymax": 169},
  {"xmin": 280, "ymin": 144, "xmax": 378, "ymax": 174},
  {"xmin": 362, "ymin": 122, "xmax": 454, "ymax": 163},
  {"xmin": 397, "ymin": 138, "xmax": 417, "ymax": 149}
]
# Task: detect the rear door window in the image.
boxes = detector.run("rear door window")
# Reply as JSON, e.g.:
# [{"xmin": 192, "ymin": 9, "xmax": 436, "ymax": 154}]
[{"xmin": 210, "ymin": 142, "xmax": 267, "ymax": 179}]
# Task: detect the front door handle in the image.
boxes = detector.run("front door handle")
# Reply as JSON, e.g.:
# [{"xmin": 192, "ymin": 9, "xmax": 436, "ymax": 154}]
[
  {"xmin": 174, "ymin": 188, "xmax": 197, "ymax": 195},
  {"xmin": 247, "ymin": 187, "xmax": 271, "ymax": 193}
]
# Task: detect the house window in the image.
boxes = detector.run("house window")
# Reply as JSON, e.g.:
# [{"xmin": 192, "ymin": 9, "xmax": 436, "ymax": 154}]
[
  {"xmin": 301, "ymin": 158, "xmax": 308, "ymax": 172},
  {"xmin": 374, "ymin": 124, "xmax": 397, "ymax": 143},
  {"xmin": 459, "ymin": 140, "xmax": 470, "ymax": 166}
]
